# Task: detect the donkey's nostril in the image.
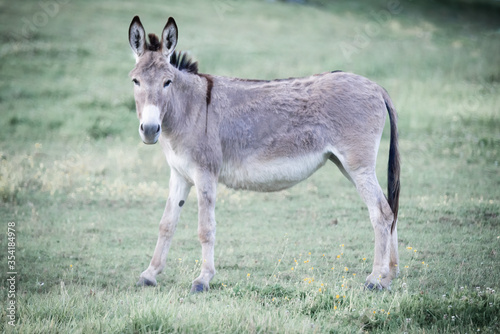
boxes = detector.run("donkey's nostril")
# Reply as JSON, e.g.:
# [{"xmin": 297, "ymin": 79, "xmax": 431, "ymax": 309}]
[
  {"xmin": 140, "ymin": 123, "xmax": 144, "ymax": 132},
  {"xmin": 156, "ymin": 124, "xmax": 161, "ymax": 133}
]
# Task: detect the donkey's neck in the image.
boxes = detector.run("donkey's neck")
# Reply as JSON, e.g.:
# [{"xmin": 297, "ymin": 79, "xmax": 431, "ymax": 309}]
[{"xmin": 163, "ymin": 70, "xmax": 210, "ymax": 136}]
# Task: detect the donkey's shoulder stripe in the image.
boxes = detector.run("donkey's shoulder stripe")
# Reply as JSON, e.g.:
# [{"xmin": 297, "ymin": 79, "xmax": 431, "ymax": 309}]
[{"xmin": 198, "ymin": 73, "xmax": 214, "ymax": 134}]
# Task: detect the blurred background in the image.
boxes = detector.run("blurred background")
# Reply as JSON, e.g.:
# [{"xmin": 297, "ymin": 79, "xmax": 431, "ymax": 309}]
[{"xmin": 0, "ymin": 0, "xmax": 499, "ymax": 332}]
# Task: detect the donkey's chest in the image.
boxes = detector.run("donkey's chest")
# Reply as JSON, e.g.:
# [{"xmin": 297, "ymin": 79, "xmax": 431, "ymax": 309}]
[{"xmin": 160, "ymin": 138, "xmax": 197, "ymax": 184}]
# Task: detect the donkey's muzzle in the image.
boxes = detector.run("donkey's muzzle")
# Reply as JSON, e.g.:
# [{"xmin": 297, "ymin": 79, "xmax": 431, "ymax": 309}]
[{"xmin": 140, "ymin": 123, "xmax": 161, "ymax": 144}]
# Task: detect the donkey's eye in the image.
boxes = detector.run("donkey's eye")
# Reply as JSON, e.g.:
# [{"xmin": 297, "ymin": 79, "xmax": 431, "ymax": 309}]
[
  {"xmin": 132, "ymin": 79, "xmax": 140, "ymax": 86},
  {"xmin": 164, "ymin": 80, "xmax": 172, "ymax": 88}
]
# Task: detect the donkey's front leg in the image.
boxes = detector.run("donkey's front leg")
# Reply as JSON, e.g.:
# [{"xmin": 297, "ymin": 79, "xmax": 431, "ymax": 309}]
[
  {"xmin": 190, "ymin": 175, "xmax": 217, "ymax": 293},
  {"xmin": 137, "ymin": 169, "xmax": 191, "ymax": 286}
]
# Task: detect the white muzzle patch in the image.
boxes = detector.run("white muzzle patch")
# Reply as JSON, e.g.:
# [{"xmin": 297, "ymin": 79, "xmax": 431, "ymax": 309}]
[{"xmin": 139, "ymin": 105, "xmax": 161, "ymax": 144}]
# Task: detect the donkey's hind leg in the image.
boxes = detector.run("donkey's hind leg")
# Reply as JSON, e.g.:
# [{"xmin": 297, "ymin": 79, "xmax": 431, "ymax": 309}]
[{"xmin": 348, "ymin": 168, "xmax": 397, "ymax": 289}]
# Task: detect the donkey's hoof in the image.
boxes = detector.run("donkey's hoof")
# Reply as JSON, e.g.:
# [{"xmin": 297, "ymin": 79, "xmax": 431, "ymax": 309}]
[
  {"xmin": 136, "ymin": 277, "xmax": 157, "ymax": 287},
  {"xmin": 190, "ymin": 283, "xmax": 209, "ymax": 293}
]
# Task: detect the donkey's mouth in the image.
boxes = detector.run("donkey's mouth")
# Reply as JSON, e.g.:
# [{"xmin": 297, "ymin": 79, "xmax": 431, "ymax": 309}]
[{"xmin": 141, "ymin": 135, "xmax": 160, "ymax": 145}]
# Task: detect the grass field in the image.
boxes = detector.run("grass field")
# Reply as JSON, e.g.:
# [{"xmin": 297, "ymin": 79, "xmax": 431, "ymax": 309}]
[{"xmin": 1, "ymin": 0, "xmax": 499, "ymax": 332}]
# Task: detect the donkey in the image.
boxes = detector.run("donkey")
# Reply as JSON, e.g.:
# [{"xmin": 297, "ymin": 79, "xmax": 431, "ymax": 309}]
[{"xmin": 128, "ymin": 16, "xmax": 400, "ymax": 292}]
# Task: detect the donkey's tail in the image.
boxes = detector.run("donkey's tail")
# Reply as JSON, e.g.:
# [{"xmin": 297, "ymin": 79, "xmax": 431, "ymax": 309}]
[{"xmin": 383, "ymin": 90, "xmax": 400, "ymax": 234}]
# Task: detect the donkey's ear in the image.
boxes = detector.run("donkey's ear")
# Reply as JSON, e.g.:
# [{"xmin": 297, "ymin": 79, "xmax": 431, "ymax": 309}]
[
  {"xmin": 129, "ymin": 16, "xmax": 146, "ymax": 61},
  {"xmin": 161, "ymin": 17, "xmax": 178, "ymax": 60}
]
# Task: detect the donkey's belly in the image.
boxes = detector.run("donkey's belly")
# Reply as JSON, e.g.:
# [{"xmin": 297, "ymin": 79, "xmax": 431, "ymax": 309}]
[{"xmin": 219, "ymin": 152, "xmax": 329, "ymax": 192}]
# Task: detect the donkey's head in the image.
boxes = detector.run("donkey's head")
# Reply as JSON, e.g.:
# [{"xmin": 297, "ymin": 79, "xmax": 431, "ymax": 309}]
[{"xmin": 128, "ymin": 16, "xmax": 178, "ymax": 144}]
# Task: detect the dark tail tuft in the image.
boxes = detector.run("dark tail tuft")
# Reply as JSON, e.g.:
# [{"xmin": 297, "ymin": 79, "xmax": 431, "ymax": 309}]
[{"xmin": 384, "ymin": 92, "xmax": 400, "ymax": 234}]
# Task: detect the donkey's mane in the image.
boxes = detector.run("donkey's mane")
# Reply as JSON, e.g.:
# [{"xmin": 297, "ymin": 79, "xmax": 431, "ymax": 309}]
[
  {"xmin": 170, "ymin": 51, "xmax": 199, "ymax": 74},
  {"xmin": 147, "ymin": 33, "xmax": 198, "ymax": 74}
]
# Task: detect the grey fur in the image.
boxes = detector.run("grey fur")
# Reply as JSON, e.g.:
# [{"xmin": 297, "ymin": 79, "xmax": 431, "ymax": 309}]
[{"xmin": 128, "ymin": 16, "xmax": 401, "ymax": 292}]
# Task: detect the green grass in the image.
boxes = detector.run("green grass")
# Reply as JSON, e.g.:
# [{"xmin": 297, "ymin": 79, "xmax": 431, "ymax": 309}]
[{"xmin": 1, "ymin": 0, "xmax": 499, "ymax": 332}]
